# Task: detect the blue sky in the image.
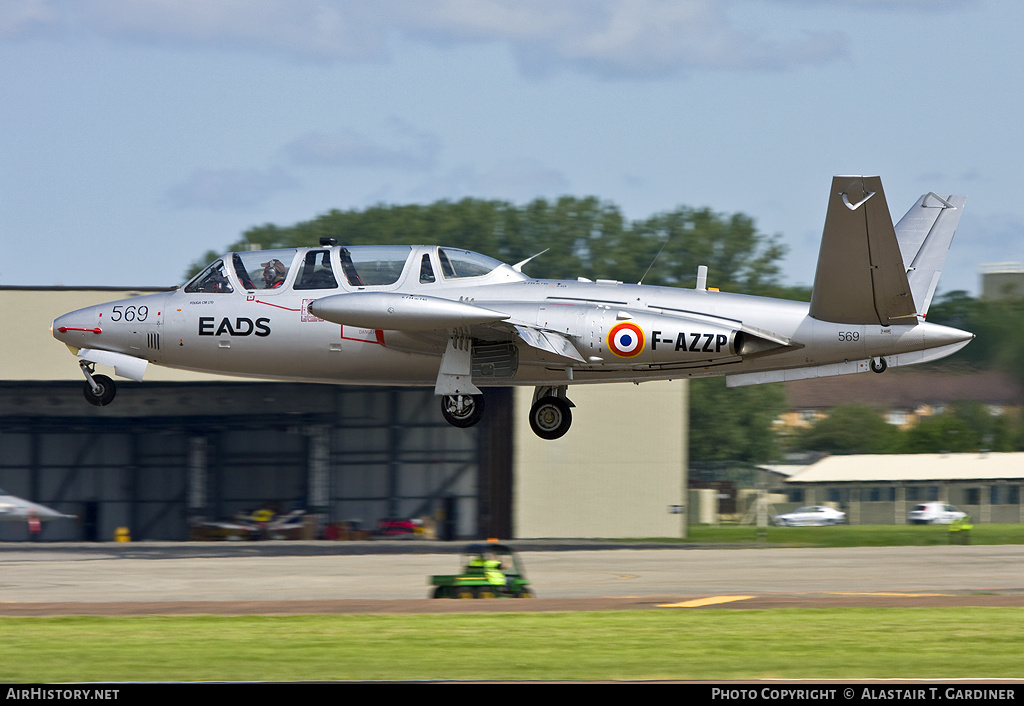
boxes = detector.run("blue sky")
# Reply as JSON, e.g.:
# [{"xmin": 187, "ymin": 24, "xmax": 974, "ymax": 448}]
[{"xmin": 2, "ymin": 0, "xmax": 1022, "ymax": 295}]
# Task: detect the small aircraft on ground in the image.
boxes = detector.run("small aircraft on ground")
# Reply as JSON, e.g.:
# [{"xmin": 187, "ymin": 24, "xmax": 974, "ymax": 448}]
[
  {"xmin": 52, "ymin": 176, "xmax": 973, "ymax": 439},
  {"xmin": 0, "ymin": 488, "xmax": 76, "ymax": 522}
]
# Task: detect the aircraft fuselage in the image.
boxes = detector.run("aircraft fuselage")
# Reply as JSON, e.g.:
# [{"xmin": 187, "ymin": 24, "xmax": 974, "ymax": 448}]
[{"xmin": 51, "ymin": 245, "xmax": 970, "ymax": 388}]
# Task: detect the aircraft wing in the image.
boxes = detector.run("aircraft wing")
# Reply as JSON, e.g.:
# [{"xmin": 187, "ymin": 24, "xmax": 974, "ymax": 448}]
[
  {"xmin": 0, "ymin": 493, "xmax": 76, "ymax": 521},
  {"xmin": 895, "ymin": 192, "xmax": 966, "ymax": 317},
  {"xmin": 809, "ymin": 176, "xmax": 918, "ymax": 326},
  {"xmin": 310, "ymin": 292, "xmax": 584, "ymax": 362}
]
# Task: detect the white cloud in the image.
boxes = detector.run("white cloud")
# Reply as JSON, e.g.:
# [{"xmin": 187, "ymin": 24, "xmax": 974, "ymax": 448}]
[
  {"xmin": 0, "ymin": 0, "xmax": 60, "ymax": 38},
  {"xmin": 410, "ymin": 158, "xmax": 570, "ymax": 203},
  {"xmin": 85, "ymin": 0, "xmax": 392, "ymax": 61},
  {"xmin": 6, "ymin": 0, "xmax": 848, "ymax": 78},
  {"xmin": 164, "ymin": 166, "xmax": 298, "ymax": 210},
  {"xmin": 284, "ymin": 120, "xmax": 440, "ymax": 171}
]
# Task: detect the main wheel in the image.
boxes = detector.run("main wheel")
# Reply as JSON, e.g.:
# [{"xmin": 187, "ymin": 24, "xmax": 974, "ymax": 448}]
[
  {"xmin": 529, "ymin": 396, "xmax": 572, "ymax": 440},
  {"xmin": 441, "ymin": 394, "xmax": 485, "ymax": 428},
  {"xmin": 83, "ymin": 374, "xmax": 116, "ymax": 407},
  {"xmin": 870, "ymin": 357, "xmax": 887, "ymax": 373}
]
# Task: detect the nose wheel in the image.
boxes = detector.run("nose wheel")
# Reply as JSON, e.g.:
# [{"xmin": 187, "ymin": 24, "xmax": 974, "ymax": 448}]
[
  {"xmin": 80, "ymin": 361, "xmax": 116, "ymax": 406},
  {"xmin": 441, "ymin": 394, "xmax": 485, "ymax": 428}
]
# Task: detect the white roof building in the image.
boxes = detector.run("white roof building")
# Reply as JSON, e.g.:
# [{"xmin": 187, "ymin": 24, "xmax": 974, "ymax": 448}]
[{"xmin": 781, "ymin": 453, "xmax": 1024, "ymax": 525}]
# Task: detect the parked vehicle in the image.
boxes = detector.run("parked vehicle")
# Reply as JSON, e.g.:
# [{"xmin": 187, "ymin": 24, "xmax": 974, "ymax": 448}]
[
  {"xmin": 772, "ymin": 506, "xmax": 846, "ymax": 526},
  {"xmin": 908, "ymin": 502, "xmax": 967, "ymax": 525},
  {"xmin": 430, "ymin": 542, "xmax": 533, "ymax": 598}
]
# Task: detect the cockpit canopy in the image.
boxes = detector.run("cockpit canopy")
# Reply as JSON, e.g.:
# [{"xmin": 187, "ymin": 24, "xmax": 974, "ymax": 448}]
[{"xmin": 184, "ymin": 245, "xmax": 521, "ymax": 295}]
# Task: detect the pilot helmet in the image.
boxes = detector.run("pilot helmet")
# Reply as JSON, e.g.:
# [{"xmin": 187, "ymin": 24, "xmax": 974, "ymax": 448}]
[{"xmin": 260, "ymin": 259, "xmax": 286, "ymax": 285}]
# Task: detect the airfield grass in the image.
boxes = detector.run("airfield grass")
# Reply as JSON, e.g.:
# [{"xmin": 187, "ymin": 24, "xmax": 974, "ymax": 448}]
[
  {"xmin": 677, "ymin": 523, "xmax": 1024, "ymax": 547},
  {"xmin": 1, "ymin": 608, "xmax": 1022, "ymax": 682}
]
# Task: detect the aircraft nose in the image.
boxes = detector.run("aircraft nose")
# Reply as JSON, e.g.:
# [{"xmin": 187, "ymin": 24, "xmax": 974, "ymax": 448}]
[{"xmin": 51, "ymin": 309, "xmax": 102, "ymax": 345}]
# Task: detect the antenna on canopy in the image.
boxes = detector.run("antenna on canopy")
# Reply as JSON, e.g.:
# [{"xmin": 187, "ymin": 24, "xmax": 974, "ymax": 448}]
[
  {"xmin": 638, "ymin": 237, "xmax": 671, "ymax": 285},
  {"xmin": 513, "ymin": 249, "xmax": 549, "ymax": 273}
]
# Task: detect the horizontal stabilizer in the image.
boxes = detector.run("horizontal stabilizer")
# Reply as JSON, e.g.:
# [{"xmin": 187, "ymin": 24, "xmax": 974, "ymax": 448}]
[
  {"xmin": 727, "ymin": 359, "xmax": 873, "ymax": 386},
  {"xmin": 809, "ymin": 176, "xmax": 917, "ymax": 326},
  {"xmin": 726, "ymin": 338, "xmax": 972, "ymax": 387},
  {"xmin": 895, "ymin": 192, "xmax": 966, "ymax": 317}
]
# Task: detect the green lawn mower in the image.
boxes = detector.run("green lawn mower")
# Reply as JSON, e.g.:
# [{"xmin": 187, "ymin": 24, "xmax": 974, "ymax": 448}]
[{"xmin": 430, "ymin": 542, "xmax": 534, "ymax": 598}]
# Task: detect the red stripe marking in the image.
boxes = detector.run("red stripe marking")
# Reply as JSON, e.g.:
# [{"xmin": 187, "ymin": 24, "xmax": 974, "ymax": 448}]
[{"xmin": 254, "ymin": 299, "xmax": 301, "ymax": 312}]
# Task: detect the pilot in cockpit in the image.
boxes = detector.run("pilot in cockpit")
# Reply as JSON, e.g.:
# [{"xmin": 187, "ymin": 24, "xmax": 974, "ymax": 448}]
[{"xmin": 261, "ymin": 259, "xmax": 287, "ymax": 289}]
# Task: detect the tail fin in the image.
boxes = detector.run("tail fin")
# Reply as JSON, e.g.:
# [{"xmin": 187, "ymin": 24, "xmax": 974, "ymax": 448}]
[
  {"xmin": 809, "ymin": 176, "xmax": 915, "ymax": 325},
  {"xmin": 894, "ymin": 191, "xmax": 966, "ymax": 317},
  {"xmin": 808, "ymin": 176, "xmax": 964, "ymax": 325}
]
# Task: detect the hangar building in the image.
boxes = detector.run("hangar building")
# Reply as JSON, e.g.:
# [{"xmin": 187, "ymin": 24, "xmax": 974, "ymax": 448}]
[{"xmin": 781, "ymin": 453, "xmax": 1024, "ymax": 524}]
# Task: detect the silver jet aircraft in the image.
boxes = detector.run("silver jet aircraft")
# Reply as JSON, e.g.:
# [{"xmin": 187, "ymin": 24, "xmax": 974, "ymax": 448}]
[{"xmin": 52, "ymin": 176, "xmax": 973, "ymax": 439}]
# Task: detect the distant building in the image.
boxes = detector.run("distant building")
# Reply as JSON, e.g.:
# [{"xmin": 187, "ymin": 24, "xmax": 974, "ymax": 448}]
[
  {"xmin": 783, "ymin": 452, "xmax": 1024, "ymax": 525},
  {"xmin": 981, "ymin": 263, "xmax": 1024, "ymax": 300}
]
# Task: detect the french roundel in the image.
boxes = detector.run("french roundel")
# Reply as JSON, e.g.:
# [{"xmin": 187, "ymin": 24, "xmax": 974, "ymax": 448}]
[{"xmin": 607, "ymin": 322, "xmax": 645, "ymax": 358}]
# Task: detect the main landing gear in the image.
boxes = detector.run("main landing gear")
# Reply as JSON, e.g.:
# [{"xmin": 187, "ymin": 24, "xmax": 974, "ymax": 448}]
[
  {"xmin": 79, "ymin": 360, "xmax": 116, "ymax": 406},
  {"xmin": 870, "ymin": 357, "xmax": 888, "ymax": 373},
  {"xmin": 529, "ymin": 386, "xmax": 574, "ymax": 440},
  {"xmin": 439, "ymin": 386, "xmax": 576, "ymax": 440}
]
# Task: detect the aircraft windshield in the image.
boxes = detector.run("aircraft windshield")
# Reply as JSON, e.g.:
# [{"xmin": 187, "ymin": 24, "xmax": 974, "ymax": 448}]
[
  {"xmin": 184, "ymin": 260, "xmax": 234, "ymax": 294},
  {"xmin": 438, "ymin": 248, "xmax": 503, "ymax": 279},
  {"xmin": 339, "ymin": 246, "xmax": 412, "ymax": 286}
]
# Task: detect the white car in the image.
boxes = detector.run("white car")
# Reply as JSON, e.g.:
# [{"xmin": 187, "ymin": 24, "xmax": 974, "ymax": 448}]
[
  {"xmin": 907, "ymin": 502, "xmax": 967, "ymax": 525},
  {"xmin": 773, "ymin": 506, "xmax": 846, "ymax": 526}
]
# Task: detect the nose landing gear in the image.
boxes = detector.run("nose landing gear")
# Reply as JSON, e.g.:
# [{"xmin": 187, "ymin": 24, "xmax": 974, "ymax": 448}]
[
  {"xmin": 441, "ymin": 393, "xmax": 485, "ymax": 428},
  {"xmin": 80, "ymin": 360, "xmax": 116, "ymax": 406}
]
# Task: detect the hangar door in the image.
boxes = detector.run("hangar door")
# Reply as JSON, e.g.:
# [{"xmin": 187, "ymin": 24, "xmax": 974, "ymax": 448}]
[{"xmin": 0, "ymin": 382, "xmax": 511, "ymax": 541}]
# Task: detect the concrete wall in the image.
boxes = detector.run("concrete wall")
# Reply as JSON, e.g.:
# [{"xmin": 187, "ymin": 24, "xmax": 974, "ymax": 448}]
[{"xmin": 513, "ymin": 380, "xmax": 688, "ymax": 538}]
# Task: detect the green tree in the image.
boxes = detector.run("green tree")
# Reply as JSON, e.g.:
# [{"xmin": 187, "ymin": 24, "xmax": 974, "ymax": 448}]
[
  {"xmin": 688, "ymin": 378, "xmax": 788, "ymax": 463},
  {"xmin": 793, "ymin": 404, "xmax": 901, "ymax": 455},
  {"xmin": 186, "ymin": 196, "xmax": 790, "ymax": 297},
  {"xmin": 899, "ymin": 413, "xmax": 977, "ymax": 454},
  {"xmin": 928, "ymin": 291, "xmax": 1024, "ymax": 386},
  {"xmin": 631, "ymin": 208, "xmax": 787, "ymax": 293},
  {"xmin": 899, "ymin": 400, "xmax": 1024, "ymax": 453}
]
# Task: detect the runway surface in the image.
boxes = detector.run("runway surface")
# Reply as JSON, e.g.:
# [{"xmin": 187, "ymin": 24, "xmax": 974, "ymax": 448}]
[{"xmin": 2, "ymin": 541, "xmax": 1023, "ymax": 615}]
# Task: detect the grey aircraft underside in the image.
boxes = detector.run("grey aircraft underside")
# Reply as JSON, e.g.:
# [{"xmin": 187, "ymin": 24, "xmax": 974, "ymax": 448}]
[{"xmin": 52, "ymin": 176, "xmax": 973, "ymax": 439}]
